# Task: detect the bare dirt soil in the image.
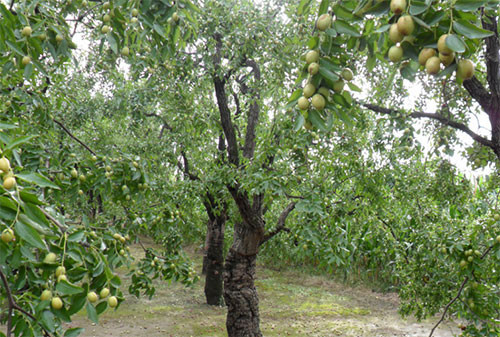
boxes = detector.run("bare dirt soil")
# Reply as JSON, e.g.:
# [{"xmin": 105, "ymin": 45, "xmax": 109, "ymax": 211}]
[{"xmin": 66, "ymin": 244, "xmax": 460, "ymax": 337}]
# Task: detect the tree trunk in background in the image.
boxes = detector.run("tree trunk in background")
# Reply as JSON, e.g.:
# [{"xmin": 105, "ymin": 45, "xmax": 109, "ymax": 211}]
[
  {"xmin": 223, "ymin": 223, "xmax": 263, "ymax": 337},
  {"xmin": 202, "ymin": 220, "xmax": 211, "ymax": 275},
  {"xmin": 204, "ymin": 216, "xmax": 226, "ymax": 305}
]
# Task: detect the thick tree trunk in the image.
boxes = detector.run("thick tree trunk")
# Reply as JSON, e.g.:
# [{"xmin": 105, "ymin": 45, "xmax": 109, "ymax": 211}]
[
  {"xmin": 224, "ymin": 249, "xmax": 261, "ymax": 337},
  {"xmin": 223, "ymin": 223, "xmax": 263, "ymax": 337},
  {"xmin": 204, "ymin": 216, "xmax": 225, "ymax": 305}
]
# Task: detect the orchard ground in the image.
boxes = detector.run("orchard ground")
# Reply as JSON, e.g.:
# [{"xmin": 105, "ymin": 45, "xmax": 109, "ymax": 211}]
[{"xmin": 26, "ymin": 239, "xmax": 459, "ymax": 337}]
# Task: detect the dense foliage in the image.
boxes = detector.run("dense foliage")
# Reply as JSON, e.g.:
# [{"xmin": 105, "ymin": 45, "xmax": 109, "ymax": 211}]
[{"xmin": 1, "ymin": 0, "xmax": 499, "ymax": 336}]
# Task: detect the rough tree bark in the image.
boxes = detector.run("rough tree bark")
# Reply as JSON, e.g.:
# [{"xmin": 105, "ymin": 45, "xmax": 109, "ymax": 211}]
[
  {"xmin": 204, "ymin": 213, "xmax": 226, "ymax": 305},
  {"xmin": 211, "ymin": 32, "xmax": 297, "ymax": 336}
]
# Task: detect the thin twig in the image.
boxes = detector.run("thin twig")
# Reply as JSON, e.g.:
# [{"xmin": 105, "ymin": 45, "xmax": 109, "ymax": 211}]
[
  {"xmin": 39, "ymin": 207, "xmax": 67, "ymax": 233},
  {"xmin": 429, "ymin": 243, "xmax": 496, "ymax": 336},
  {"xmin": 53, "ymin": 119, "xmax": 97, "ymax": 155}
]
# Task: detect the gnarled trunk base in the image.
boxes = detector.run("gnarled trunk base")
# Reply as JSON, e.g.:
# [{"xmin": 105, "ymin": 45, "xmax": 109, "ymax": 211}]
[{"xmin": 223, "ymin": 249, "xmax": 261, "ymax": 337}]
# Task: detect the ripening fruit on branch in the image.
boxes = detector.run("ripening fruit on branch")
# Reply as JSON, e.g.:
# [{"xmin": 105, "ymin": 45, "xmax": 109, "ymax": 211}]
[
  {"xmin": 311, "ymin": 94, "xmax": 326, "ymax": 110},
  {"xmin": 172, "ymin": 12, "xmax": 179, "ymax": 22},
  {"xmin": 51, "ymin": 297, "xmax": 63, "ymax": 310},
  {"xmin": 496, "ymin": 235, "xmax": 500, "ymax": 243},
  {"xmin": 308, "ymin": 62, "xmax": 319, "ymax": 75},
  {"xmin": 303, "ymin": 83, "xmax": 316, "ymax": 98},
  {"xmin": 57, "ymin": 274, "xmax": 67, "ymax": 282},
  {"xmin": 439, "ymin": 52, "xmax": 455, "ymax": 66},
  {"xmin": 388, "ymin": 45, "xmax": 403, "ymax": 62},
  {"xmin": 389, "ymin": 24, "xmax": 403, "ymax": 43},
  {"xmin": 108, "ymin": 296, "xmax": 118, "ymax": 308},
  {"xmin": 318, "ymin": 87, "xmax": 330, "ymax": 100},
  {"xmin": 71, "ymin": 168, "xmax": 78, "ymax": 178},
  {"xmin": 333, "ymin": 80, "xmax": 344, "ymax": 93},
  {"xmin": 103, "ymin": 1, "xmax": 111, "ymax": 10},
  {"xmin": 22, "ymin": 56, "xmax": 31, "ymax": 66},
  {"xmin": 132, "ymin": 8, "xmax": 139, "ymax": 17},
  {"xmin": 418, "ymin": 48, "xmax": 436, "ymax": 66},
  {"xmin": 457, "ymin": 59, "xmax": 475, "ymax": 80},
  {"xmin": 425, "ymin": 56, "xmax": 441, "ymax": 75},
  {"xmin": 316, "ymin": 14, "xmax": 331, "ymax": 31},
  {"xmin": 44, "ymin": 252, "xmax": 57, "ymax": 264},
  {"xmin": 103, "ymin": 14, "xmax": 111, "ymax": 23},
  {"xmin": 22, "ymin": 26, "xmax": 32, "ymax": 37},
  {"xmin": 55, "ymin": 266, "xmax": 66, "ymax": 277},
  {"xmin": 297, "ymin": 97, "xmax": 309, "ymax": 110},
  {"xmin": 397, "ymin": 15, "xmax": 414, "ymax": 36},
  {"xmin": 56, "ymin": 34, "xmax": 63, "ymax": 43},
  {"xmin": 437, "ymin": 34, "xmax": 453, "ymax": 55},
  {"xmin": 87, "ymin": 291, "xmax": 98, "ymax": 303},
  {"xmin": 121, "ymin": 46, "xmax": 130, "ymax": 57},
  {"xmin": 41, "ymin": 290, "xmax": 52, "ymax": 301},
  {"xmin": 305, "ymin": 50, "xmax": 319, "ymax": 64},
  {"xmin": 341, "ymin": 68, "xmax": 353, "ymax": 81},
  {"xmin": 101, "ymin": 25, "xmax": 110, "ymax": 34},
  {"xmin": 3, "ymin": 176, "xmax": 16, "ymax": 190},
  {"xmin": 390, "ymin": 0, "xmax": 406, "ymax": 14},
  {"xmin": 0, "ymin": 157, "xmax": 10, "ymax": 172},
  {"xmin": 100, "ymin": 288, "xmax": 110, "ymax": 298},
  {"xmin": 1, "ymin": 228, "xmax": 14, "ymax": 243}
]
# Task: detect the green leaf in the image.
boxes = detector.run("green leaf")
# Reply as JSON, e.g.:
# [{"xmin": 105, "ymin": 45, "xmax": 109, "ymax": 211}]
[
  {"xmin": 5, "ymin": 135, "xmax": 36, "ymax": 151},
  {"xmin": 23, "ymin": 63, "xmax": 33, "ymax": 79},
  {"xmin": 445, "ymin": 34, "xmax": 466, "ymax": 53},
  {"xmin": 288, "ymin": 89, "xmax": 302, "ymax": 103},
  {"xmin": 453, "ymin": 20, "xmax": 494, "ymax": 39},
  {"xmin": 318, "ymin": 0, "xmax": 329, "ymax": 15},
  {"xmin": 297, "ymin": 0, "xmax": 312, "ymax": 15},
  {"xmin": 409, "ymin": 1, "xmax": 430, "ymax": 15},
  {"xmin": 0, "ymin": 123, "xmax": 18, "ymax": 130},
  {"xmin": 86, "ymin": 302, "xmax": 99, "ymax": 324},
  {"xmin": 411, "ymin": 16, "xmax": 431, "ymax": 30},
  {"xmin": 56, "ymin": 280, "xmax": 84, "ymax": 295},
  {"xmin": 347, "ymin": 82, "xmax": 362, "ymax": 92},
  {"xmin": 17, "ymin": 172, "xmax": 60, "ymax": 189},
  {"xmin": 14, "ymin": 220, "xmax": 47, "ymax": 250},
  {"xmin": 294, "ymin": 114, "xmax": 305, "ymax": 132},
  {"xmin": 308, "ymin": 110, "xmax": 328, "ymax": 132},
  {"xmin": 67, "ymin": 231, "xmax": 84, "ymax": 243},
  {"xmin": 454, "ymin": 0, "xmax": 488, "ymax": 11},
  {"xmin": 63, "ymin": 328, "xmax": 84, "ymax": 337},
  {"xmin": 67, "ymin": 293, "xmax": 87, "ymax": 315},
  {"xmin": 436, "ymin": 64, "xmax": 458, "ymax": 78},
  {"xmin": 307, "ymin": 36, "xmax": 319, "ymax": 49},
  {"xmin": 6, "ymin": 41, "xmax": 24, "ymax": 56},
  {"xmin": 41, "ymin": 310, "xmax": 56, "ymax": 333},
  {"xmin": 107, "ymin": 34, "xmax": 118, "ymax": 54},
  {"xmin": 334, "ymin": 20, "xmax": 361, "ymax": 37},
  {"xmin": 334, "ymin": 108, "xmax": 354, "ymax": 127},
  {"xmin": 318, "ymin": 67, "xmax": 340, "ymax": 85},
  {"xmin": 20, "ymin": 191, "xmax": 45, "ymax": 205},
  {"xmin": 332, "ymin": 93, "xmax": 350, "ymax": 107}
]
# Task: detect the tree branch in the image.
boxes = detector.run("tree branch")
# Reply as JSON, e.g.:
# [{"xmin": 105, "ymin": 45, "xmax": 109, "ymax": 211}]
[
  {"xmin": 428, "ymin": 243, "xmax": 496, "ymax": 336},
  {"xmin": 53, "ymin": 119, "xmax": 97, "ymax": 155},
  {"xmin": 428, "ymin": 276, "xmax": 469, "ymax": 337},
  {"xmin": 482, "ymin": 13, "xmax": 500, "ymax": 98},
  {"xmin": 213, "ymin": 33, "xmax": 240, "ymax": 166},
  {"xmin": 0, "ymin": 267, "xmax": 52, "ymax": 337},
  {"xmin": 39, "ymin": 207, "xmax": 67, "ymax": 233},
  {"xmin": 242, "ymin": 59, "xmax": 261, "ymax": 160},
  {"xmin": 361, "ymin": 103, "xmax": 494, "ymax": 149},
  {"xmin": 259, "ymin": 202, "xmax": 296, "ymax": 246},
  {"xmin": 463, "ymin": 77, "xmax": 493, "ymax": 113}
]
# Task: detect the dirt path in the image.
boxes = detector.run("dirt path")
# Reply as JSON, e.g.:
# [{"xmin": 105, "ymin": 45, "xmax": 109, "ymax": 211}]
[{"xmin": 66, "ymin": 246, "xmax": 460, "ymax": 337}]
